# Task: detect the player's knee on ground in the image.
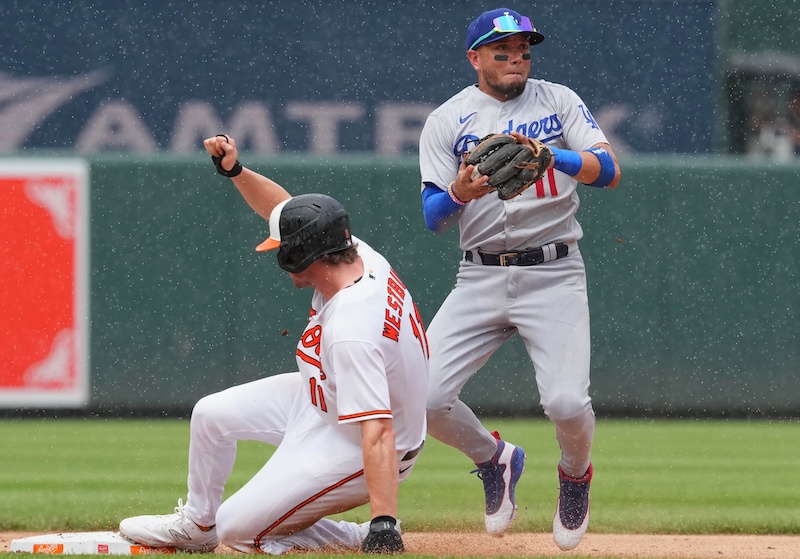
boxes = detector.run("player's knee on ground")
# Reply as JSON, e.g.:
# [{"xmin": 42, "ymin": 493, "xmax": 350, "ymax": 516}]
[
  {"xmin": 216, "ymin": 499, "xmax": 307, "ymax": 553},
  {"xmin": 215, "ymin": 500, "xmax": 262, "ymax": 552}
]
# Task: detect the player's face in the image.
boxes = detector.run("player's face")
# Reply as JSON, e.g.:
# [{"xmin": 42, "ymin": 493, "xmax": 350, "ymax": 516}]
[
  {"xmin": 471, "ymin": 35, "xmax": 531, "ymax": 100},
  {"xmin": 289, "ymin": 272, "xmax": 314, "ymax": 289},
  {"xmin": 287, "ymin": 269, "xmax": 314, "ymax": 289}
]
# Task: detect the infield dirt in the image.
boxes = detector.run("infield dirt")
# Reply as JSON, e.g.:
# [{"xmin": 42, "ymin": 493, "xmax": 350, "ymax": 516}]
[{"xmin": 3, "ymin": 531, "xmax": 800, "ymax": 558}]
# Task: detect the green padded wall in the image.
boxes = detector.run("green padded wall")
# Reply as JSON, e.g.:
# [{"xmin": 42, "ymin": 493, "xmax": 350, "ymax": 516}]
[{"xmin": 85, "ymin": 155, "xmax": 799, "ymax": 416}]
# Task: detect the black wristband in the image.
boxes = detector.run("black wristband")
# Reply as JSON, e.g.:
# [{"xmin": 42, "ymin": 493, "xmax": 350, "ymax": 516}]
[
  {"xmin": 369, "ymin": 516, "xmax": 397, "ymax": 530},
  {"xmin": 211, "ymin": 155, "xmax": 243, "ymax": 178}
]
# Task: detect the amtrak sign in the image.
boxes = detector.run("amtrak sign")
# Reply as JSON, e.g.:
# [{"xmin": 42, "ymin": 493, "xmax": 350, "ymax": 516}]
[
  {"xmin": 1, "ymin": 1, "xmax": 716, "ymax": 156},
  {"xmin": 3, "ymin": 70, "xmax": 665, "ymax": 157},
  {"xmin": 1, "ymin": 71, "xmax": 436, "ymax": 156}
]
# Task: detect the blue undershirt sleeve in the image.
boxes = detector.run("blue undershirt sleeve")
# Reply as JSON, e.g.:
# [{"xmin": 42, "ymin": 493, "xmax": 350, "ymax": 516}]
[
  {"xmin": 586, "ymin": 147, "xmax": 617, "ymax": 187},
  {"xmin": 549, "ymin": 146, "xmax": 617, "ymax": 187},
  {"xmin": 549, "ymin": 146, "xmax": 583, "ymax": 176},
  {"xmin": 421, "ymin": 183, "xmax": 463, "ymax": 233}
]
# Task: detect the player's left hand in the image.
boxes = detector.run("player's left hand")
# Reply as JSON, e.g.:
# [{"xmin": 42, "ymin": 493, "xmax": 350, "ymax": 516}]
[
  {"xmin": 361, "ymin": 516, "xmax": 404, "ymax": 554},
  {"xmin": 465, "ymin": 132, "xmax": 552, "ymax": 200}
]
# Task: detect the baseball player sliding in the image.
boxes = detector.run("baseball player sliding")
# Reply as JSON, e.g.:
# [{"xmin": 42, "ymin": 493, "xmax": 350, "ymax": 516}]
[
  {"xmin": 119, "ymin": 135, "xmax": 429, "ymax": 554},
  {"xmin": 418, "ymin": 7, "xmax": 621, "ymax": 551}
]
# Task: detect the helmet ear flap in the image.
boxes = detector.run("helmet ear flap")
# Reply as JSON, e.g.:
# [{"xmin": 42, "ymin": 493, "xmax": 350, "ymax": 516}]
[{"xmin": 277, "ymin": 243, "xmax": 303, "ymax": 273}]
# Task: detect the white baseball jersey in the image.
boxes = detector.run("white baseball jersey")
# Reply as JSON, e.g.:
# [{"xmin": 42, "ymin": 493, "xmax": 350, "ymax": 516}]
[
  {"xmin": 184, "ymin": 238, "xmax": 429, "ymax": 553},
  {"xmin": 419, "ymin": 79, "xmax": 608, "ymax": 252},
  {"xmin": 296, "ymin": 237, "xmax": 429, "ymax": 454}
]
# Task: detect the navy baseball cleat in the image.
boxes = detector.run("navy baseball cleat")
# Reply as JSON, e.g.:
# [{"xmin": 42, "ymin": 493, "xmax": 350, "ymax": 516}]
[
  {"xmin": 471, "ymin": 431, "xmax": 526, "ymax": 535},
  {"xmin": 552, "ymin": 463, "xmax": 593, "ymax": 550}
]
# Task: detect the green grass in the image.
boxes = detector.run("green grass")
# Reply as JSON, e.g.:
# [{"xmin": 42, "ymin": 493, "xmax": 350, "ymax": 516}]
[{"xmin": 1, "ymin": 417, "xmax": 798, "ymax": 539}]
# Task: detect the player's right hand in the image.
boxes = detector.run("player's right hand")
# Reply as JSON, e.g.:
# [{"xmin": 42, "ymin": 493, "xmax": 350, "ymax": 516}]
[
  {"xmin": 455, "ymin": 159, "xmax": 493, "ymax": 202},
  {"xmin": 203, "ymin": 134, "xmax": 239, "ymax": 174}
]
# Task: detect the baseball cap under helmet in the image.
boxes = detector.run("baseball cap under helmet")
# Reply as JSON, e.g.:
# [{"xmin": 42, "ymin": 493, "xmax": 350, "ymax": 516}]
[
  {"xmin": 256, "ymin": 194, "xmax": 354, "ymax": 273},
  {"xmin": 466, "ymin": 8, "xmax": 545, "ymax": 51}
]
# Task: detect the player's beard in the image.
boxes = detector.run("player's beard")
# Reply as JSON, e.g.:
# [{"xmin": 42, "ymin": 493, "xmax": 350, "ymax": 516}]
[{"xmin": 481, "ymin": 68, "xmax": 527, "ymax": 100}]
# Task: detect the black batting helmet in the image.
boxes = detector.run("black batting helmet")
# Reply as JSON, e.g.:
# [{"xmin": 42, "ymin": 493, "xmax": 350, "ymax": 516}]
[{"xmin": 256, "ymin": 194, "xmax": 354, "ymax": 273}]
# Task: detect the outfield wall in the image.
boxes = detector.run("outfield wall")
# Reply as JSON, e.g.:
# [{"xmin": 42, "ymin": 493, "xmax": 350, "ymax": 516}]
[{"xmin": 9, "ymin": 155, "xmax": 800, "ymax": 416}]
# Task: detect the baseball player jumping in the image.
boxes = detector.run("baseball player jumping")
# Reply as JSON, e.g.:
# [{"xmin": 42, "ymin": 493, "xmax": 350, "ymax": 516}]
[
  {"xmin": 418, "ymin": 7, "xmax": 621, "ymax": 551},
  {"xmin": 119, "ymin": 135, "xmax": 429, "ymax": 554}
]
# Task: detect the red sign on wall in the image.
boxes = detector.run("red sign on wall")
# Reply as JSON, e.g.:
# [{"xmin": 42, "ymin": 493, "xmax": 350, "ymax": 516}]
[{"xmin": 0, "ymin": 160, "xmax": 90, "ymax": 408}]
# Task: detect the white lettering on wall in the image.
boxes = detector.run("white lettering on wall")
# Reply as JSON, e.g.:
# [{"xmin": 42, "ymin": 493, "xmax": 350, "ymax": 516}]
[
  {"xmin": 75, "ymin": 101, "xmax": 157, "ymax": 153},
  {"xmin": 225, "ymin": 102, "xmax": 280, "ymax": 154},
  {"xmin": 170, "ymin": 101, "xmax": 225, "ymax": 153},
  {"xmin": 71, "ymin": 101, "xmax": 437, "ymax": 154},
  {"xmin": 170, "ymin": 101, "xmax": 280, "ymax": 154},
  {"xmin": 0, "ymin": 73, "xmax": 630, "ymax": 155},
  {"xmin": 0, "ymin": 70, "xmax": 108, "ymax": 153},
  {"xmin": 376, "ymin": 103, "xmax": 436, "ymax": 155},
  {"xmin": 285, "ymin": 102, "xmax": 364, "ymax": 155}
]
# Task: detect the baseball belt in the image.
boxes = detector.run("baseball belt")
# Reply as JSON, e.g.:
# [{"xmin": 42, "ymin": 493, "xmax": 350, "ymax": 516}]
[
  {"xmin": 401, "ymin": 441, "xmax": 425, "ymax": 461},
  {"xmin": 464, "ymin": 242, "xmax": 570, "ymax": 267}
]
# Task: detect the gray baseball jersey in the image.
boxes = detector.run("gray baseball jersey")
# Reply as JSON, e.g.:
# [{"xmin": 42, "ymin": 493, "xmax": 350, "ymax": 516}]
[
  {"xmin": 421, "ymin": 78, "xmax": 606, "ymax": 478},
  {"xmin": 419, "ymin": 78, "xmax": 608, "ymax": 252}
]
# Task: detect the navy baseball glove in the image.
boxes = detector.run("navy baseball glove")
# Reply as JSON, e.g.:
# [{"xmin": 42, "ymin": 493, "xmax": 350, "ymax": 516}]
[
  {"xmin": 465, "ymin": 133, "xmax": 552, "ymax": 200},
  {"xmin": 362, "ymin": 516, "xmax": 404, "ymax": 554}
]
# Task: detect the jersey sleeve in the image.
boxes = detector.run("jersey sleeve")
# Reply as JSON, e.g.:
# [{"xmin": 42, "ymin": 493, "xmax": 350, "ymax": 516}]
[
  {"xmin": 329, "ymin": 340, "xmax": 393, "ymax": 424},
  {"xmin": 419, "ymin": 112, "xmax": 459, "ymax": 192},
  {"xmin": 557, "ymin": 88, "xmax": 609, "ymax": 151}
]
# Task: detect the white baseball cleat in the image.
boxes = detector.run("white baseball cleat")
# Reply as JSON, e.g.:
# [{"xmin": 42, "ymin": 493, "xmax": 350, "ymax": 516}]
[
  {"xmin": 552, "ymin": 464, "xmax": 593, "ymax": 550},
  {"xmin": 119, "ymin": 498, "xmax": 218, "ymax": 552}
]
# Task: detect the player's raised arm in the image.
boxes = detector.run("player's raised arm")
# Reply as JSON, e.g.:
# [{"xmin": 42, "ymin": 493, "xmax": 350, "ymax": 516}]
[{"xmin": 203, "ymin": 134, "xmax": 291, "ymax": 220}]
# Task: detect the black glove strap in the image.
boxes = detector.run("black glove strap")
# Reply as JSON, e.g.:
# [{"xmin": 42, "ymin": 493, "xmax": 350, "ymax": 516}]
[
  {"xmin": 211, "ymin": 155, "xmax": 243, "ymax": 177},
  {"xmin": 212, "ymin": 134, "xmax": 243, "ymax": 177}
]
